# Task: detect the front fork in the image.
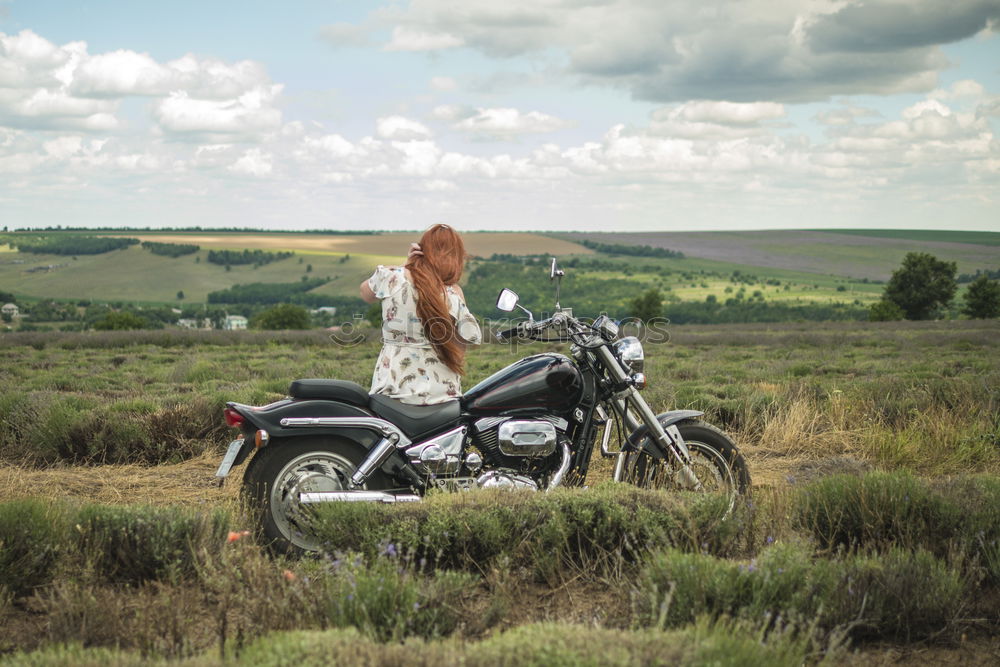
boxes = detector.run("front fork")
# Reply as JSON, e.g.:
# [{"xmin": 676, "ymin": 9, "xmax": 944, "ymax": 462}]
[{"xmin": 594, "ymin": 346, "xmax": 702, "ymax": 490}]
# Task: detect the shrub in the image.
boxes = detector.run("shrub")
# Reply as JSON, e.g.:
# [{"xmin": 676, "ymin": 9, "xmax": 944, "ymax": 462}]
[
  {"xmin": 634, "ymin": 542, "xmax": 964, "ymax": 642},
  {"xmin": 0, "ymin": 500, "xmax": 68, "ymax": 597},
  {"xmin": 311, "ymin": 485, "xmax": 746, "ymax": 580},
  {"xmin": 75, "ymin": 505, "xmax": 229, "ymax": 584},
  {"xmin": 319, "ymin": 555, "xmax": 475, "ymax": 641},
  {"xmin": 793, "ymin": 472, "xmax": 958, "ymax": 553}
]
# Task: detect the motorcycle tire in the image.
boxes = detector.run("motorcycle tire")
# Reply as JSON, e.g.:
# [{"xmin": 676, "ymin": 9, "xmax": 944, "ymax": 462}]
[
  {"xmin": 622, "ymin": 419, "xmax": 750, "ymax": 511},
  {"xmin": 242, "ymin": 436, "xmax": 392, "ymax": 556}
]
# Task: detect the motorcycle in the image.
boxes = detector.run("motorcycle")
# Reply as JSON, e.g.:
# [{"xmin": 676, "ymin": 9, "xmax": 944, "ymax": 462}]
[{"xmin": 215, "ymin": 258, "xmax": 750, "ymax": 553}]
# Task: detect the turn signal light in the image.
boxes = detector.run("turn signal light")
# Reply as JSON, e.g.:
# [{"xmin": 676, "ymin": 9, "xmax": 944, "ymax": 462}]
[
  {"xmin": 223, "ymin": 407, "xmax": 245, "ymax": 428},
  {"xmin": 632, "ymin": 373, "xmax": 647, "ymax": 390},
  {"xmin": 254, "ymin": 429, "xmax": 270, "ymax": 449}
]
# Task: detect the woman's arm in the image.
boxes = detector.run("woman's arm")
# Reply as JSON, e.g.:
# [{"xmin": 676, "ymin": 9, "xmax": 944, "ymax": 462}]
[{"xmin": 360, "ymin": 279, "xmax": 378, "ymax": 303}]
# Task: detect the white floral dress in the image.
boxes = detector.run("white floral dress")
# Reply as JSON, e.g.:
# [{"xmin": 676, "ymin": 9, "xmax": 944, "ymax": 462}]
[{"xmin": 368, "ymin": 265, "xmax": 482, "ymax": 405}]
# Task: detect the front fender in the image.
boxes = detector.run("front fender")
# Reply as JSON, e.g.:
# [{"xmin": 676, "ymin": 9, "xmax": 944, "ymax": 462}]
[{"xmin": 624, "ymin": 409, "xmax": 704, "ymax": 457}]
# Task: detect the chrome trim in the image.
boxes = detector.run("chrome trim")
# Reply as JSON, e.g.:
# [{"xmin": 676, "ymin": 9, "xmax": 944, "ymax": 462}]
[
  {"xmin": 498, "ymin": 420, "xmax": 557, "ymax": 456},
  {"xmin": 477, "ymin": 470, "xmax": 539, "ymax": 490},
  {"xmin": 474, "ymin": 416, "xmax": 509, "ymax": 433},
  {"xmin": 599, "ymin": 417, "xmax": 617, "ymax": 457},
  {"xmin": 279, "ymin": 416, "xmax": 412, "ymax": 448},
  {"xmin": 350, "ymin": 437, "xmax": 396, "ymax": 487},
  {"xmin": 299, "ymin": 491, "xmax": 421, "ymax": 504},
  {"xmin": 214, "ymin": 438, "xmax": 245, "ymax": 479},
  {"xmin": 405, "ymin": 425, "xmax": 466, "ymax": 475},
  {"xmin": 546, "ymin": 442, "xmax": 572, "ymax": 490}
]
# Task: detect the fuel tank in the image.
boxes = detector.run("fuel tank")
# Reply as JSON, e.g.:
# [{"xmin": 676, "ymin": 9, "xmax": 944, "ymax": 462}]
[{"xmin": 461, "ymin": 353, "xmax": 584, "ymax": 416}]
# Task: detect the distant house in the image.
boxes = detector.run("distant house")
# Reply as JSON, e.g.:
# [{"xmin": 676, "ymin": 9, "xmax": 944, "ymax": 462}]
[
  {"xmin": 177, "ymin": 318, "xmax": 199, "ymax": 329},
  {"xmin": 224, "ymin": 315, "xmax": 248, "ymax": 330},
  {"xmin": 310, "ymin": 306, "xmax": 338, "ymax": 316},
  {"xmin": 1, "ymin": 303, "xmax": 19, "ymax": 318}
]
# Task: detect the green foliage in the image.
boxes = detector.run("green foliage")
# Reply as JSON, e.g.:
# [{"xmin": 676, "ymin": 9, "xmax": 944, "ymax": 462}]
[
  {"xmin": 868, "ymin": 298, "xmax": 904, "ymax": 321},
  {"xmin": 312, "ymin": 486, "xmax": 745, "ymax": 580},
  {"xmin": 0, "ymin": 500, "xmax": 68, "ymax": 597},
  {"xmin": 883, "ymin": 252, "xmax": 958, "ymax": 320},
  {"xmin": 635, "ymin": 542, "xmax": 964, "ymax": 641},
  {"xmin": 92, "ymin": 311, "xmax": 149, "ymax": 330},
  {"xmin": 140, "ymin": 241, "xmax": 199, "ymax": 257},
  {"xmin": 320, "ymin": 556, "xmax": 475, "ymax": 641},
  {"xmin": 206, "ymin": 248, "xmax": 293, "ymax": 266},
  {"xmin": 206, "ymin": 279, "xmax": 328, "ymax": 305},
  {"xmin": 251, "ymin": 303, "xmax": 311, "ymax": 330},
  {"xmin": 13, "ymin": 235, "xmax": 139, "ymax": 255},
  {"xmin": 580, "ymin": 239, "xmax": 685, "ymax": 258},
  {"xmin": 962, "ymin": 274, "xmax": 1000, "ymax": 319},
  {"xmin": 75, "ymin": 504, "xmax": 229, "ymax": 584},
  {"xmin": 794, "ymin": 472, "xmax": 1000, "ymax": 583},
  {"xmin": 629, "ymin": 288, "xmax": 663, "ymax": 322}
]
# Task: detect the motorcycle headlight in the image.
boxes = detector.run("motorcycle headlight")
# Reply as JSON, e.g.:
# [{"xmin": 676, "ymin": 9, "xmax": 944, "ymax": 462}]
[{"xmin": 613, "ymin": 336, "xmax": 644, "ymax": 373}]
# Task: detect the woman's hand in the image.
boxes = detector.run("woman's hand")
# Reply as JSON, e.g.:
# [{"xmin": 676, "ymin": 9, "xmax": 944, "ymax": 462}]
[{"xmin": 407, "ymin": 243, "xmax": 423, "ymax": 259}]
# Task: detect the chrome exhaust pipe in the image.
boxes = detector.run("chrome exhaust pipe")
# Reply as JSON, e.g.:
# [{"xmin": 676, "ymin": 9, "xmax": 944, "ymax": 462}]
[{"xmin": 299, "ymin": 491, "xmax": 421, "ymax": 504}]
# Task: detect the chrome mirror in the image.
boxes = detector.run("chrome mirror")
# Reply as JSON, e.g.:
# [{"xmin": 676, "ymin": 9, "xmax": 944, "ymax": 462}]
[{"xmin": 496, "ymin": 288, "xmax": 519, "ymax": 312}]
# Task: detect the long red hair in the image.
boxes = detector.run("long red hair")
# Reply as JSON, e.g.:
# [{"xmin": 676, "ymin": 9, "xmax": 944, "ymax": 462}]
[{"xmin": 406, "ymin": 224, "xmax": 468, "ymax": 375}]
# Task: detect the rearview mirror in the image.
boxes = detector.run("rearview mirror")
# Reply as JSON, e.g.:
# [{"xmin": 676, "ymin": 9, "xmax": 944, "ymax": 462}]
[{"xmin": 496, "ymin": 288, "xmax": 519, "ymax": 312}]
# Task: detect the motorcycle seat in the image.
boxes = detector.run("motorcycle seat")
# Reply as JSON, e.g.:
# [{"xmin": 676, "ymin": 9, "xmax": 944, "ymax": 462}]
[
  {"xmin": 288, "ymin": 379, "xmax": 370, "ymax": 407},
  {"xmin": 368, "ymin": 394, "xmax": 462, "ymax": 439}
]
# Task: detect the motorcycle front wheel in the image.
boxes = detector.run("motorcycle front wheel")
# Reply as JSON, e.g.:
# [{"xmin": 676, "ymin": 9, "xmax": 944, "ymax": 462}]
[
  {"xmin": 621, "ymin": 420, "xmax": 750, "ymax": 512},
  {"xmin": 242, "ymin": 437, "xmax": 392, "ymax": 555}
]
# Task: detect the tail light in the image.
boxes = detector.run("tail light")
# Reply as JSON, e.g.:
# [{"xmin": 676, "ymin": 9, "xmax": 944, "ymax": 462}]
[{"xmin": 223, "ymin": 407, "xmax": 246, "ymax": 428}]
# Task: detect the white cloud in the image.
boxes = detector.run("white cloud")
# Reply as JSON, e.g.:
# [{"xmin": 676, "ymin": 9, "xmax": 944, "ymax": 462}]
[
  {"xmin": 429, "ymin": 76, "xmax": 457, "ymax": 91},
  {"xmin": 230, "ymin": 148, "xmax": 273, "ymax": 176},
  {"xmin": 42, "ymin": 135, "xmax": 82, "ymax": 158},
  {"xmin": 376, "ymin": 115, "xmax": 432, "ymax": 140},
  {"xmin": 384, "ymin": 26, "xmax": 463, "ymax": 51},
  {"xmin": 451, "ymin": 107, "xmax": 571, "ymax": 138},
  {"xmin": 0, "ymin": 29, "xmax": 282, "ymax": 134},
  {"xmin": 152, "ymin": 86, "xmax": 283, "ymax": 137}
]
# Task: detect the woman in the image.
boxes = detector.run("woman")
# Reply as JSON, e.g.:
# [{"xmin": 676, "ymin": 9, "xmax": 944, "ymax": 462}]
[{"xmin": 360, "ymin": 224, "xmax": 482, "ymax": 405}]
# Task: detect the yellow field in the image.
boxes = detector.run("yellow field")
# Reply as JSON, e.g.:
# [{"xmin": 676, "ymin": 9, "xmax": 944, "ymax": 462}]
[{"xmin": 109, "ymin": 232, "xmax": 592, "ymax": 258}]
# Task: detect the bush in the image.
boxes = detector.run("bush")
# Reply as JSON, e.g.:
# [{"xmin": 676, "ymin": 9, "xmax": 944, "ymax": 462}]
[
  {"xmin": 319, "ymin": 555, "xmax": 475, "ymax": 641},
  {"xmin": 312, "ymin": 486, "xmax": 746, "ymax": 580},
  {"xmin": 634, "ymin": 542, "xmax": 964, "ymax": 642},
  {"xmin": 0, "ymin": 500, "xmax": 68, "ymax": 597},
  {"xmin": 140, "ymin": 241, "xmax": 199, "ymax": 258},
  {"xmin": 75, "ymin": 505, "xmax": 229, "ymax": 584}
]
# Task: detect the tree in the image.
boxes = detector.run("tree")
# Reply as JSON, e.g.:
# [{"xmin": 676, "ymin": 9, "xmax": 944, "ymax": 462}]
[
  {"xmin": 252, "ymin": 303, "xmax": 310, "ymax": 330},
  {"xmin": 629, "ymin": 288, "xmax": 663, "ymax": 322},
  {"xmin": 176, "ymin": 290, "xmax": 185, "ymax": 300},
  {"xmin": 868, "ymin": 299, "xmax": 904, "ymax": 322},
  {"xmin": 93, "ymin": 311, "xmax": 148, "ymax": 330},
  {"xmin": 962, "ymin": 274, "xmax": 1000, "ymax": 319},
  {"xmin": 882, "ymin": 252, "xmax": 957, "ymax": 320}
]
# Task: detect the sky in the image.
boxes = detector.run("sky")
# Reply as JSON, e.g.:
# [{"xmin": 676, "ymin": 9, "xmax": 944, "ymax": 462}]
[{"xmin": 1, "ymin": 0, "xmax": 999, "ymax": 233}]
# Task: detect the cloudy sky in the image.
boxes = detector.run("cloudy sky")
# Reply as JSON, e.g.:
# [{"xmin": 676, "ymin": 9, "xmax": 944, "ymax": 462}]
[{"xmin": 1, "ymin": 0, "xmax": 999, "ymax": 232}]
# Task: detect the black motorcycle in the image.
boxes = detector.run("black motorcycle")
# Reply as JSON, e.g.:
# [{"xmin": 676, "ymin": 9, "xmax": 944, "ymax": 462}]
[{"xmin": 215, "ymin": 258, "xmax": 750, "ymax": 553}]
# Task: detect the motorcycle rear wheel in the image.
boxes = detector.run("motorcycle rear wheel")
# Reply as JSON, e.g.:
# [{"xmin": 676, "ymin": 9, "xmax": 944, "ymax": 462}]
[
  {"xmin": 243, "ymin": 437, "xmax": 392, "ymax": 555},
  {"xmin": 622, "ymin": 420, "xmax": 750, "ymax": 513}
]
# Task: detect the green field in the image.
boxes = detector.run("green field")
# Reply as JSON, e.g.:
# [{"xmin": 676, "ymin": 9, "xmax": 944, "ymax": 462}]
[
  {"xmin": 1, "ymin": 320, "xmax": 998, "ymax": 662},
  {"xmin": 820, "ymin": 229, "xmax": 1000, "ymax": 246}
]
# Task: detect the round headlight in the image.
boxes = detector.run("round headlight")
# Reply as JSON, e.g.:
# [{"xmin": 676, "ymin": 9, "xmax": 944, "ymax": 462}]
[{"xmin": 613, "ymin": 336, "xmax": 644, "ymax": 373}]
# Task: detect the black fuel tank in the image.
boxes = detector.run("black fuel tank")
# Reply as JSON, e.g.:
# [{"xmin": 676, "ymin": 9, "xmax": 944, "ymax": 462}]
[{"xmin": 461, "ymin": 353, "xmax": 583, "ymax": 416}]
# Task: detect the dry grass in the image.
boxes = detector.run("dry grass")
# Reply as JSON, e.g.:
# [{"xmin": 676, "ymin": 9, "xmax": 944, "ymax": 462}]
[
  {"xmin": 0, "ymin": 450, "xmax": 241, "ymax": 508},
  {"xmin": 108, "ymin": 232, "xmax": 592, "ymax": 259}
]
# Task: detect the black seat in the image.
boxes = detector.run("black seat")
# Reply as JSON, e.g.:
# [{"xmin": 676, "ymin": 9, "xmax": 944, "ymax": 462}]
[
  {"xmin": 288, "ymin": 379, "xmax": 370, "ymax": 407},
  {"xmin": 368, "ymin": 394, "xmax": 461, "ymax": 439}
]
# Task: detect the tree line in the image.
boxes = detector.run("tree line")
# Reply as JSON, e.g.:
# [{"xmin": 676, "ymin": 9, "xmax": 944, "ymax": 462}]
[
  {"xmin": 579, "ymin": 239, "xmax": 685, "ymax": 259},
  {"xmin": 141, "ymin": 241, "xmax": 200, "ymax": 257},
  {"xmin": 206, "ymin": 249, "xmax": 294, "ymax": 266},
  {"xmin": 8, "ymin": 236, "xmax": 139, "ymax": 255}
]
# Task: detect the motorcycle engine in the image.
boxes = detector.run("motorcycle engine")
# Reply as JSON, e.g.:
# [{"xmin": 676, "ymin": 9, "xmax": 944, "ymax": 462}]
[{"xmin": 470, "ymin": 416, "xmax": 568, "ymax": 474}]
